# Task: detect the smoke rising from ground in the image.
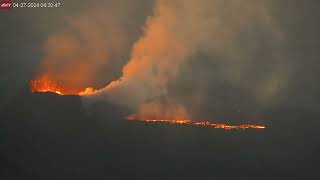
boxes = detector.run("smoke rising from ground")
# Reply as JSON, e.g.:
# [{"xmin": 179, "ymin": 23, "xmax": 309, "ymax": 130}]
[{"xmin": 85, "ymin": 0, "xmax": 290, "ymax": 119}]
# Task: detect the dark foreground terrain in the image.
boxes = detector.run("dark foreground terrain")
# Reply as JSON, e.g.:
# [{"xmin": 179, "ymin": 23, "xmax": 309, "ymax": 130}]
[{"xmin": 1, "ymin": 88, "xmax": 320, "ymax": 180}]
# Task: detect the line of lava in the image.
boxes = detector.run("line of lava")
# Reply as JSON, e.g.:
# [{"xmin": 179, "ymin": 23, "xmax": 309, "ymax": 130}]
[{"xmin": 129, "ymin": 119, "xmax": 266, "ymax": 130}]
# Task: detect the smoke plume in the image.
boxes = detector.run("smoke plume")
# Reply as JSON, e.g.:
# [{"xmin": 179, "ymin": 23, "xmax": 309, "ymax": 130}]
[{"xmin": 85, "ymin": 0, "xmax": 289, "ymax": 119}]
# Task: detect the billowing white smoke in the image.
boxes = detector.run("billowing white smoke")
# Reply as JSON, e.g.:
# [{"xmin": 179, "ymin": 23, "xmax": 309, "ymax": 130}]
[{"xmin": 84, "ymin": 0, "xmax": 289, "ymax": 119}]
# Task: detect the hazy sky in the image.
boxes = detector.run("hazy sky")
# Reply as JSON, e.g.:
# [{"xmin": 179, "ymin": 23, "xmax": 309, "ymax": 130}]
[{"xmin": 1, "ymin": 0, "xmax": 319, "ymax": 114}]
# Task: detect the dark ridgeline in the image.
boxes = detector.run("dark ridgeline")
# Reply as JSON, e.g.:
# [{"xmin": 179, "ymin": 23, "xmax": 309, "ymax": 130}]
[{"xmin": 1, "ymin": 85, "xmax": 320, "ymax": 180}]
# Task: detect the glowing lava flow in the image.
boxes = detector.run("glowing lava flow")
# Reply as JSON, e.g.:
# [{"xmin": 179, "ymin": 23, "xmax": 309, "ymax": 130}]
[
  {"xmin": 30, "ymin": 78, "xmax": 266, "ymax": 130},
  {"xmin": 30, "ymin": 78, "xmax": 97, "ymax": 96},
  {"xmin": 129, "ymin": 119, "xmax": 266, "ymax": 130}
]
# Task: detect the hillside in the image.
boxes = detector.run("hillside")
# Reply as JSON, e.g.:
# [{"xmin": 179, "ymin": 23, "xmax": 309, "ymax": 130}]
[{"xmin": 1, "ymin": 88, "xmax": 320, "ymax": 179}]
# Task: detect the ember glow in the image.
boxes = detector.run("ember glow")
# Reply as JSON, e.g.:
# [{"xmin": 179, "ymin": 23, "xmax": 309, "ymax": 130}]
[
  {"xmin": 30, "ymin": 77, "xmax": 97, "ymax": 96},
  {"xmin": 129, "ymin": 118, "xmax": 266, "ymax": 130}
]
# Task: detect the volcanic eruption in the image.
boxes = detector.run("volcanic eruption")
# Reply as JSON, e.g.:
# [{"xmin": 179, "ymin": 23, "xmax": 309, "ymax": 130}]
[{"xmin": 29, "ymin": 0, "xmax": 283, "ymax": 130}]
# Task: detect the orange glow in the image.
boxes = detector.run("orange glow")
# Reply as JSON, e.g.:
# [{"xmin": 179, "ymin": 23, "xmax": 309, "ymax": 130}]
[
  {"xmin": 128, "ymin": 118, "xmax": 266, "ymax": 130},
  {"xmin": 30, "ymin": 76, "xmax": 97, "ymax": 96}
]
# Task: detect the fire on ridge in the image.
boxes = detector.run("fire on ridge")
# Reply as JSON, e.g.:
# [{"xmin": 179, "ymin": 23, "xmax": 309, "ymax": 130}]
[
  {"xmin": 30, "ymin": 77, "xmax": 97, "ymax": 96},
  {"xmin": 128, "ymin": 118, "xmax": 266, "ymax": 130}
]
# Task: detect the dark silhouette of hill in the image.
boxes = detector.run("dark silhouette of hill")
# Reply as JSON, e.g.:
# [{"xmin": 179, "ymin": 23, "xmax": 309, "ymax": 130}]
[{"xmin": 1, "ymin": 86, "xmax": 320, "ymax": 180}]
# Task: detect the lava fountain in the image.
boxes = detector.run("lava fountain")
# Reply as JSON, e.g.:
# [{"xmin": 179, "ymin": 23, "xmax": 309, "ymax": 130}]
[{"xmin": 30, "ymin": 76, "xmax": 97, "ymax": 96}]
